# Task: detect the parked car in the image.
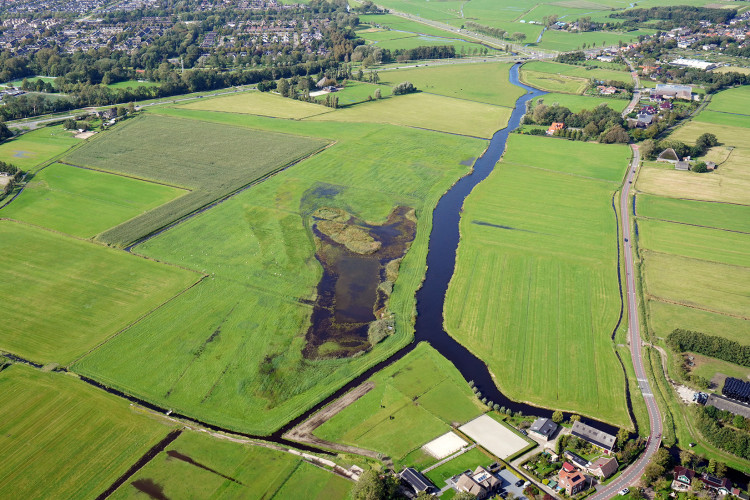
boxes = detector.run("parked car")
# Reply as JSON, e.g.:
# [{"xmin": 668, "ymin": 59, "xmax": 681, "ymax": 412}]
[{"xmin": 515, "ymin": 480, "xmax": 524, "ymax": 487}]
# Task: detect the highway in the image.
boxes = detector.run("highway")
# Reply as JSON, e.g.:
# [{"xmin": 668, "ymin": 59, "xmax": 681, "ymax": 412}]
[{"xmin": 591, "ymin": 144, "xmax": 663, "ymax": 499}]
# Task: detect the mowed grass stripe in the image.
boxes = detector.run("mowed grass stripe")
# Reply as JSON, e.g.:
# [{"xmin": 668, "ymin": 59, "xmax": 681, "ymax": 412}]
[
  {"xmin": 636, "ymin": 193, "xmax": 750, "ymax": 234},
  {"xmin": 0, "ymin": 365, "xmax": 173, "ymax": 500},
  {"xmin": 0, "ymin": 220, "xmax": 198, "ymax": 365}
]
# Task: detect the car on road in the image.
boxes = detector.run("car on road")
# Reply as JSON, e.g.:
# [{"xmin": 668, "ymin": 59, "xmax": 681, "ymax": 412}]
[
  {"xmin": 619, "ymin": 488, "xmax": 630, "ymax": 496},
  {"xmin": 624, "ymin": 238, "xmax": 628, "ymax": 242}
]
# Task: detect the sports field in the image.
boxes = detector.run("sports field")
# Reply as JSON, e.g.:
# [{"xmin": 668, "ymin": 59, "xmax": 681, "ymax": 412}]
[
  {"xmin": 307, "ymin": 91, "xmax": 510, "ymax": 138},
  {"xmin": 444, "ymin": 134, "xmax": 631, "ymax": 427},
  {"xmin": 0, "ymin": 220, "xmax": 198, "ymax": 365},
  {"xmin": 1, "ymin": 163, "xmax": 185, "ymax": 237},
  {"xmin": 73, "ymin": 109, "xmax": 486, "ymax": 435},
  {"xmin": 314, "ymin": 343, "xmax": 484, "ymax": 464},
  {"xmin": 533, "ymin": 92, "xmax": 628, "ymax": 113},
  {"xmin": 181, "ymin": 90, "xmax": 333, "ymax": 119},
  {"xmin": 0, "ymin": 125, "xmax": 79, "ymax": 172},
  {"xmin": 378, "ymin": 62, "xmax": 524, "ymax": 107},
  {"xmin": 0, "ymin": 364, "xmax": 174, "ymax": 500},
  {"xmin": 110, "ymin": 431, "xmax": 352, "ymax": 500},
  {"xmin": 64, "ymin": 114, "xmax": 328, "ymax": 245}
]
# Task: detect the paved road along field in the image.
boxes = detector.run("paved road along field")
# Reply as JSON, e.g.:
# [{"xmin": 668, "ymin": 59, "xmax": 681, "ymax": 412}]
[{"xmin": 591, "ymin": 145, "xmax": 663, "ymax": 499}]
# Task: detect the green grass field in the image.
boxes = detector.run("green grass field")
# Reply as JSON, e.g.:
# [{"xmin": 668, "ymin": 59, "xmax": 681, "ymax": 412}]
[
  {"xmin": 111, "ymin": 430, "xmax": 352, "ymax": 500},
  {"xmin": 694, "ymin": 110, "xmax": 750, "ymax": 129},
  {"xmin": 647, "ymin": 300, "xmax": 750, "ymax": 345},
  {"xmin": 533, "ymin": 92, "xmax": 628, "ymax": 113},
  {"xmin": 0, "ymin": 220, "xmax": 198, "ymax": 365},
  {"xmin": 424, "ymin": 447, "xmax": 494, "ymax": 485},
  {"xmin": 520, "ymin": 69, "xmax": 589, "ymax": 94},
  {"xmin": 1, "ymin": 163, "xmax": 185, "ymax": 237},
  {"xmin": 73, "ymin": 109, "xmax": 486, "ymax": 435},
  {"xmin": 0, "ymin": 364, "xmax": 174, "ymax": 500},
  {"xmin": 642, "ymin": 252, "xmax": 750, "ymax": 321},
  {"xmin": 444, "ymin": 134, "xmax": 631, "ymax": 427},
  {"xmin": 523, "ymin": 61, "xmax": 632, "ymax": 87},
  {"xmin": 314, "ymin": 81, "xmax": 392, "ymax": 106},
  {"xmin": 636, "ymin": 194, "xmax": 750, "ymax": 234},
  {"xmin": 181, "ymin": 90, "xmax": 334, "ymax": 119},
  {"xmin": 307, "ymin": 91, "xmax": 510, "ymax": 138},
  {"xmin": 535, "ymin": 29, "xmax": 655, "ymax": 52},
  {"xmin": 704, "ymin": 85, "xmax": 750, "ymax": 115},
  {"xmin": 314, "ymin": 343, "xmax": 484, "ymax": 465},
  {"xmin": 0, "ymin": 125, "xmax": 80, "ymax": 172},
  {"xmin": 64, "ymin": 114, "xmax": 328, "ymax": 246},
  {"xmin": 107, "ymin": 79, "xmax": 160, "ymax": 89},
  {"xmin": 379, "ymin": 62, "xmax": 523, "ymax": 107},
  {"xmin": 360, "ymin": 14, "xmax": 467, "ymax": 38}
]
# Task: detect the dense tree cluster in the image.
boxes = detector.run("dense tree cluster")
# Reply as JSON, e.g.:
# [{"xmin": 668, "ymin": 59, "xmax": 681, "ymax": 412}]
[
  {"xmin": 392, "ymin": 81, "xmax": 417, "ymax": 95},
  {"xmin": 696, "ymin": 405, "xmax": 750, "ymax": 460},
  {"xmin": 610, "ymin": 6, "xmax": 737, "ymax": 27},
  {"xmin": 0, "ymin": 160, "xmax": 22, "ymax": 196},
  {"xmin": 555, "ymin": 51, "xmax": 586, "ymax": 64},
  {"xmin": 640, "ymin": 133, "xmax": 718, "ymax": 160},
  {"xmin": 464, "ymin": 21, "xmax": 526, "ymax": 41},
  {"xmin": 523, "ymin": 100, "xmax": 628, "ymax": 143},
  {"xmin": 667, "ymin": 328, "xmax": 750, "ymax": 367}
]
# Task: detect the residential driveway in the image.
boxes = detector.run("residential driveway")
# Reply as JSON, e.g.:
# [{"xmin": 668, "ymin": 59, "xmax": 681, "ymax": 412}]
[{"xmin": 498, "ymin": 469, "xmax": 527, "ymax": 500}]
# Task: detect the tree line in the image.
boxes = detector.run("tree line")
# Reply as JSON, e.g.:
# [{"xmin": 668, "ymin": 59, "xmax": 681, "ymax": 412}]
[
  {"xmin": 522, "ymin": 100, "xmax": 630, "ymax": 143},
  {"xmin": 0, "ymin": 160, "xmax": 22, "ymax": 196},
  {"xmin": 464, "ymin": 21, "xmax": 527, "ymax": 42},
  {"xmin": 667, "ymin": 328, "xmax": 750, "ymax": 368},
  {"xmin": 696, "ymin": 405, "xmax": 750, "ymax": 460},
  {"xmin": 610, "ymin": 6, "xmax": 737, "ymax": 28}
]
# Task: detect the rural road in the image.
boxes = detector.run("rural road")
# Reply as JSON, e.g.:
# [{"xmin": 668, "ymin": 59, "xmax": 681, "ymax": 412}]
[
  {"xmin": 591, "ymin": 144, "xmax": 663, "ymax": 499},
  {"xmin": 622, "ymin": 58, "xmax": 642, "ymax": 117}
]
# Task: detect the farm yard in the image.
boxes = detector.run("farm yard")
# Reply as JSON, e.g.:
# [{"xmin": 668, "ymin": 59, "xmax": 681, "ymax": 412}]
[
  {"xmin": 110, "ymin": 431, "xmax": 353, "ymax": 500},
  {"xmin": 0, "ymin": 365, "xmax": 175, "ymax": 500},
  {"xmin": 63, "ymin": 114, "xmax": 329, "ymax": 246},
  {"xmin": 444, "ymin": 134, "xmax": 632, "ymax": 428}
]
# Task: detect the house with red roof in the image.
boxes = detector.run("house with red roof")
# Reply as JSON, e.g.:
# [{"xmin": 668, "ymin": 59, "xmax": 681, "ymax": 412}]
[{"xmin": 547, "ymin": 122, "xmax": 564, "ymax": 135}]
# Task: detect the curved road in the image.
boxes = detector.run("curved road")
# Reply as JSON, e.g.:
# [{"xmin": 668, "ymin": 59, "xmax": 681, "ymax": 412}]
[{"xmin": 591, "ymin": 144, "xmax": 663, "ymax": 499}]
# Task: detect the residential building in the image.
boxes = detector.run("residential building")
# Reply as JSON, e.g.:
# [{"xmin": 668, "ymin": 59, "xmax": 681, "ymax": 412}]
[
  {"xmin": 672, "ymin": 466, "xmax": 695, "ymax": 492},
  {"xmin": 571, "ymin": 421, "xmax": 616, "ymax": 453},
  {"xmin": 559, "ymin": 468, "xmax": 587, "ymax": 495},
  {"xmin": 563, "ymin": 450, "xmax": 589, "ymax": 470},
  {"xmin": 588, "ymin": 457, "xmax": 618, "ymax": 479},
  {"xmin": 454, "ymin": 467, "xmax": 502, "ymax": 500},
  {"xmin": 701, "ymin": 473, "xmax": 732, "ymax": 495},
  {"xmin": 547, "ymin": 122, "xmax": 564, "ymax": 135},
  {"xmin": 528, "ymin": 418, "xmax": 559, "ymax": 442}
]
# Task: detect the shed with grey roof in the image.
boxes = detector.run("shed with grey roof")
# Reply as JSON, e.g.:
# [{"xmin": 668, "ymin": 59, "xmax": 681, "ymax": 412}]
[{"xmin": 571, "ymin": 421, "xmax": 616, "ymax": 453}]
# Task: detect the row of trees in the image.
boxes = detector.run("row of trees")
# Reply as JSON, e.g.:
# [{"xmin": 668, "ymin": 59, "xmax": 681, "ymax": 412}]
[
  {"xmin": 464, "ymin": 21, "xmax": 527, "ymax": 42},
  {"xmin": 667, "ymin": 328, "xmax": 750, "ymax": 368},
  {"xmin": 610, "ymin": 5, "xmax": 737, "ymax": 28},
  {"xmin": 352, "ymin": 44, "xmax": 457, "ymax": 67},
  {"xmin": 392, "ymin": 81, "xmax": 416, "ymax": 95},
  {"xmin": 0, "ymin": 160, "xmax": 22, "ymax": 196}
]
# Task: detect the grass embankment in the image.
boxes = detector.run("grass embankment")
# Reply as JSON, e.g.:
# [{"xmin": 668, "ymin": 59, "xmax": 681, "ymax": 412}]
[
  {"xmin": 73, "ymin": 107, "xmax": 487, "ymax": 435},
  {"xmin": 314, "ymin": 343, "xmax": 485, "ymax": 468},
  {"xmin": 63, "ymin": 114, "xmax": 328, "ymax": 246},
  {"xmin": 1, "ymin": 162, "xmax": 185, "ymax": 238},
  {"xmin": 0, "ymin": 364, "xmax": 175, "ymax": 500},
  {"xmin": 444, "ymin": 134, "xmax": 632, "ymax": 428},
  {"xmin": 110, "ymin": 431, "xmax": 352, "ymax": 500},
  {"xmin": 0, "ymin": 221, "xmax": 198, "ymax": 365}
]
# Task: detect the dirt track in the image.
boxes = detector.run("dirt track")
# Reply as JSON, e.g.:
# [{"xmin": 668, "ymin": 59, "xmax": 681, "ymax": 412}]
[{"xmin": 283, "ymin": 381, "xmax": 392, "ymax": 465}]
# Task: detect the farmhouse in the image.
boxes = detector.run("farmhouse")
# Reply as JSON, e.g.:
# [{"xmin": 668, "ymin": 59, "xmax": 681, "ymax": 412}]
[
  {"xmin": 571, "ymin": 421, "xmax": 616, "ymax": 453},
  {"xmin": 588, "ymin": 456, "xmax": 618, "ymax": 478},
  {"xmin": 559, "ymin": 467, "xmax": 587, "ymax": 495},
  {"xmin": 547, "ymin": 122, "xmax": 564, "ymax": 135},
  {"xmin": 454, "ymin": 467, "xmax": 502, "ymax": 499},
  {"xmin": 528, "ymin": 418, "xmax": 558, "ymax": 441},
  {"xmin": 399, "ymin": 467, "xmax": 435, "ymax": 495}
]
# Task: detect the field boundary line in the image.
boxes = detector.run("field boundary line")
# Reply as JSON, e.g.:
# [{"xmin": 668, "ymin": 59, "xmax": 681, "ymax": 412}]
[
  {"xmin": 69, "ymin": 274, "xmax": 209, "ymax": 367},
  {"xmin": 645, "ymin": 294, "xmax": 750, "ymax": 322},
  {"xmin": 636, "ymin": 215, "xmax": 750, "ymax": 235},
  {"xmin": 56, "ymin": 160, "xmax": 194, "ymax": 191},
  {"xmin": 402, "ymin": 124, "xmax": 490, "ymax": 140},
  {"xmin": 123, "ymin": 140, "xmax": 336, "ymax": 250},
  {"xmin": 670, "ymin": 196, "xmax": 750, "ymax": 208},
  {"xmin": 169, "ymin": 103, "xmax": 336, "ymax": 121},
  {"xmin": 642, "ymin": 248, "xmax": 750, "ymax": 271}
]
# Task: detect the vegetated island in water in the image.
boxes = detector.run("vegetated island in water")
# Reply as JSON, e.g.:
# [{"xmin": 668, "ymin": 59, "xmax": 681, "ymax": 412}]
[{"xmin": 303, "ymin": 205, "xmax": 416, "ymax": 359}]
